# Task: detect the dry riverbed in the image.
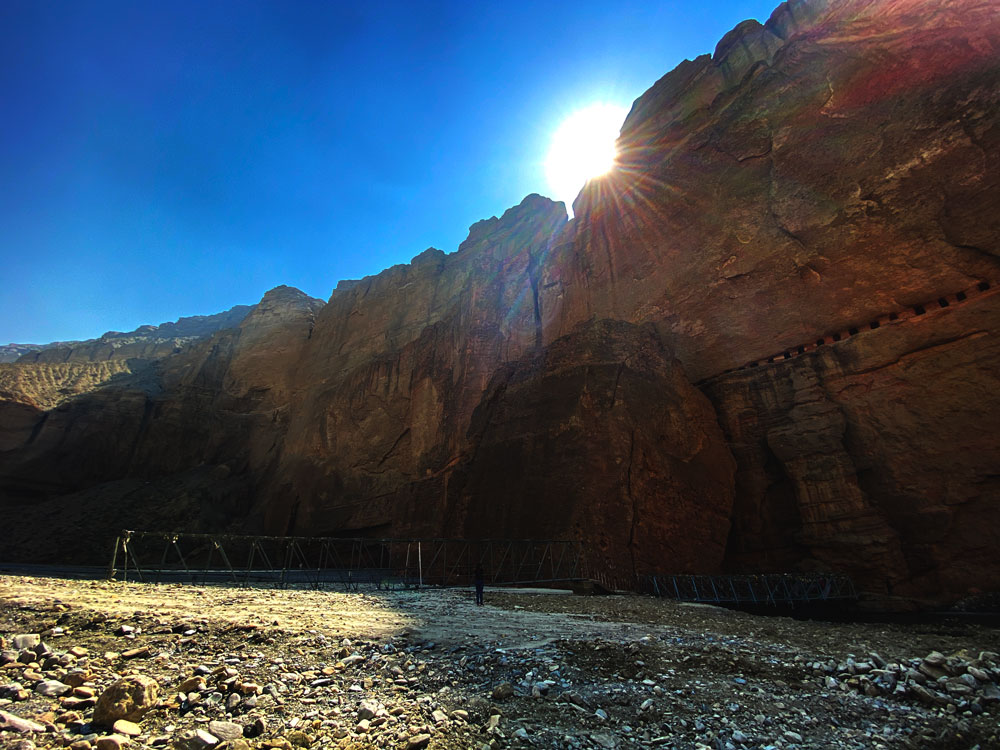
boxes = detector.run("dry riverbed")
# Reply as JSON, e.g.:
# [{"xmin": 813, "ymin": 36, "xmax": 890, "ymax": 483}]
[{"xmin": 1, "ymin": 575, "xmax": 998, "ymax": 750}]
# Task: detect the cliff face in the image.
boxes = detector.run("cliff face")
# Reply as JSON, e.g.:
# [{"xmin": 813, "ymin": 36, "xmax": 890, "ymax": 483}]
[
  {"xmin": 549, "ymin": 0, "xmax": 1000, "ymax": 380},
  {"xmin": 1, "ymin": 0, "xmax": 998, "ymax": 606}
]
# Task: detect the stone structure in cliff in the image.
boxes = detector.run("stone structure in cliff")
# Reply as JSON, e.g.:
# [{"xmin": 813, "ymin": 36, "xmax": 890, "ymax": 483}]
[{"xmin": 0, "ymin": 0, "xmax": 997, "ymax": 607}]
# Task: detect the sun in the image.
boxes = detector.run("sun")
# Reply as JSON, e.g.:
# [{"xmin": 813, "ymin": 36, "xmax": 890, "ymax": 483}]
[{"xmin": 545, "ymin": 103, "xmax": 629, "ymax": 214}]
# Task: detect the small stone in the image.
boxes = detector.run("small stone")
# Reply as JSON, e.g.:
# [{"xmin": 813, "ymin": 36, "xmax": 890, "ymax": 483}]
[
  {"xmin": 286, "ymin": 730, "xmax": 311, "ymax": 747},
  {"xmin": 226, "ymin": 693, "xmax": 241, "ymax": 711},
  {"xmin": 0, "ymin": 709, "xmax": 46, "ymax": 733},
  {"xmin": 36, "ymin": 679, "xmax": 72, "ymax": 696},
  {"xmin": 69, "ymin": 742, "xmax": 92, "ymax": 750},
  {"xmin": 357, "ymin": 701, "xmax": 378, "ymax": 720},
  {"xmin": 355, "ymin": 718, "xmax": 370, "ymax": 733},
  {"xmin": 732, "ymin": 730, "xmax": 748, "ymax": 743},
  {"xmin": 121, "ymin": 647, "xmax": 152, "ymax": 660},
  {"xmin": 9, "ymin": 742, "xmax": 36, "ymax": 750},
  {"xmin": 112, "ymin": 720, "xmax": 142, "ymax": 737},
  {"xmin": 207, "ymin": 721, "xmax": 244, "ymax": 742},
  {"xmin": 405, "ymin": 734, "xmax": 430, "ymax": 750},
  {"xmin": 432, "ymin": 709, "xmax": 448, "ymax": 723},
  {"xmin": 924, "ymin": 651, "xmax": 946, "ymax": 667},
  {"xmin": 246, "ymin": 717, "xmax": 267, "ymax": 737},
  {"xmin": 69, "ymin": 670, "xmax": 94, "ymax": 695},
  {"xmin": 12, "ymin": 636, "xmax": 41, "ymax": 651},
  {"xmin": 95, "ymin": 736, "xmax": 130, "ymax": 750},
  {"xmin": 173, "ymin": 729, "xmax": 219, "ymax": 750},
  {"xmin": 196, "ymin": 730, "xmax": 220, "ymax": 747},
  {"xmin": 783, "ymin": 730, "xmax": 803, "ymax": 743},
  {"xmin": 177, "ymin": 677, "xmax": 206, "ymax": 694},
  {"xmin": 969, "ymin": 666, "xmax": 990, "ymax": 682},
  {"xmin": 492, "ymin": 682, "xmax": 514, "ymax": 700}
]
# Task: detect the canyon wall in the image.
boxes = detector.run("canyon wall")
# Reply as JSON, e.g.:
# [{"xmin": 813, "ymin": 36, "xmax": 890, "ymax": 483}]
[{"xmin": 1, "ymin": 0, "xmax": 998, "ymax": 606}]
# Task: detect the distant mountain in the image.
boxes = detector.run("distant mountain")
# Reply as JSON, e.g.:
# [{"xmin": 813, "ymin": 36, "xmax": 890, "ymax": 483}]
[
  {"xmin": 4, "ymin": 304, "xmax": 254, "ymax": 363},
  {"xmin": 0, "ymin": 344, "xmax": 46, "ymax": 363}
]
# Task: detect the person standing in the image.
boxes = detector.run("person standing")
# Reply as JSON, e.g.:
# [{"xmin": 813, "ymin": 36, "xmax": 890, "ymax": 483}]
[{"xmin": 474, "ymin": 564, "xmax": 485, "ymax": 605}]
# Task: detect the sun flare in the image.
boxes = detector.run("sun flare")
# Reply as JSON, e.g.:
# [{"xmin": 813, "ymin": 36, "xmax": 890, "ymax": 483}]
[{"xmin": 545, "ymin": 103, "xmax": 628, "ymax": 214}]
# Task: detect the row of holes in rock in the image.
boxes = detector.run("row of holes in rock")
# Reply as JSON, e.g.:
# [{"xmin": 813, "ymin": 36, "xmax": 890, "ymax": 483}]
[{"xmin": 719, "ymin": 280, "xmax": 994, "ymax": 375}]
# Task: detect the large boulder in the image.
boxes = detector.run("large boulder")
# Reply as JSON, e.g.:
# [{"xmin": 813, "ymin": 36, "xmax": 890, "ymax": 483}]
[{"xmin": 93, "ymin": 675, "xmax": 159, "ymax": 726}]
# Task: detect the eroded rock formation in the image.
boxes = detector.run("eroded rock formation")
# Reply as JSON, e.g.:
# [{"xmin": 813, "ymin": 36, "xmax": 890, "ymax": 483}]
[{"xmin": 1, "ymin": 0, "xmax": 998, "ymax": 607}]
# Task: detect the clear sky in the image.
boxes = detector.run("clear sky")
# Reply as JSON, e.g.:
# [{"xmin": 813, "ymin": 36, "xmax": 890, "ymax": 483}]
[{"xmin": 1, "ymin": 0, "xmax": 780, "ymax": 344}]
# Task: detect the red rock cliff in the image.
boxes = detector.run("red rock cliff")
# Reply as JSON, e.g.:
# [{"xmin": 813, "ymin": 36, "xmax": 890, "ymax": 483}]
[{"xmin": 1, "ymin": 0, "xmax": 998, "ymax": 606}]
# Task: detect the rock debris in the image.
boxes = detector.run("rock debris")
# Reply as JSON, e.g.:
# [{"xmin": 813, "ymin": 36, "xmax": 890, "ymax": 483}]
[{"xmin": 1, "ymin": 576, "xmax": 998, "ymax": 749}]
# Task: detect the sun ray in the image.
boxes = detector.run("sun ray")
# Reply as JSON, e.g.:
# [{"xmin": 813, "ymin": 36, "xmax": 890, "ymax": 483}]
[{"xmin": 545, "ymin": 104, "xmax": 629, "ymax": 214}]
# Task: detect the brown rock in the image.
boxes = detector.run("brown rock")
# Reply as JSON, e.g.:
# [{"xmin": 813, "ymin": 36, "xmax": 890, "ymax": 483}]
[
  {"xmin": 453, "ymin": 319, "xmax": 735, "ymax": 575},
  {"xmin": 207, "ymin": 721, "xmax": 243, "ymax": 742},
  {"xmin": 93, "ymin": 675, "xmax": 159, "ymax": 726},
  {"xmin": 404, "ymin": 735, "xmax": 431, "ymax": 750},
  {"xmin": 175, "ymin": 676, "xmax": 205, "ymax": 694},
  {"xmin": 0, "ymin": 709, "xmax": 45, "ymax": 733},
  {"xmin": 491, "ymin": 682, "xmax": 514, "ymax": 701},
  {"xmin": 112, "ymin": 720, "xmax": 142, "ymax": 737}
]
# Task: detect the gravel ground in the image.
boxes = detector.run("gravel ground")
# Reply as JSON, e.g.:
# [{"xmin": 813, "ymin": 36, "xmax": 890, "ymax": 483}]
[{"xmin": 1, "ymin": 575, "xmax": 998, "ymax": 750}]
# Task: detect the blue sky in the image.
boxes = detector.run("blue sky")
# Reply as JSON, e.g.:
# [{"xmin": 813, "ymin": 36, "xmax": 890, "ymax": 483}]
[{"xmin": 1, "ymin": 0, "xmax": 779, "ymax": 344}]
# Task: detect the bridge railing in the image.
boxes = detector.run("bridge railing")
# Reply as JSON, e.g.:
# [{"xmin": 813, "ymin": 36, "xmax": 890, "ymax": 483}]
[
  {"xmin": 637, "ymin": 572, "xmax": 857, "ymax": 604},
  {"xmin": 108, "ymin": 531, "xmax": 584, "ymax": 590}
]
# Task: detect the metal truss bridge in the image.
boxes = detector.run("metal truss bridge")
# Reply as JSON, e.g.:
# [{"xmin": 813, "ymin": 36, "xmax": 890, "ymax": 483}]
[
  {"xmin": 109, "ymin": 531, "xmax": 583, "ymax": 590},
  {"xmin": 107, "ymin": 530, "xmax": 856, "ymax": 605}
]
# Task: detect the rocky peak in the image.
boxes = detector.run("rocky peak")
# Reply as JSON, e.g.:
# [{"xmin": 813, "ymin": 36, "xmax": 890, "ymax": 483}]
[
  {"xmin": 712, "ymin": 18, "xmax": 784, "ymax": 86},
  {"xmin": 458, "ymin": 194, "xmax": 567, "ymax": 255},
  {"xmin": 411, "ymin": 247, "xmax": 446, "ymax": 267},
  {"xmin": 764, "ymin": 0, "xmax": 828, "ymax": 39},
  {"xmin": 257, "ymin": 284, "xmax": 323, "ymax": 307},
  {"xmin": 240, "ymin": 286, "xmax": 325, "ymax": 334}
]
